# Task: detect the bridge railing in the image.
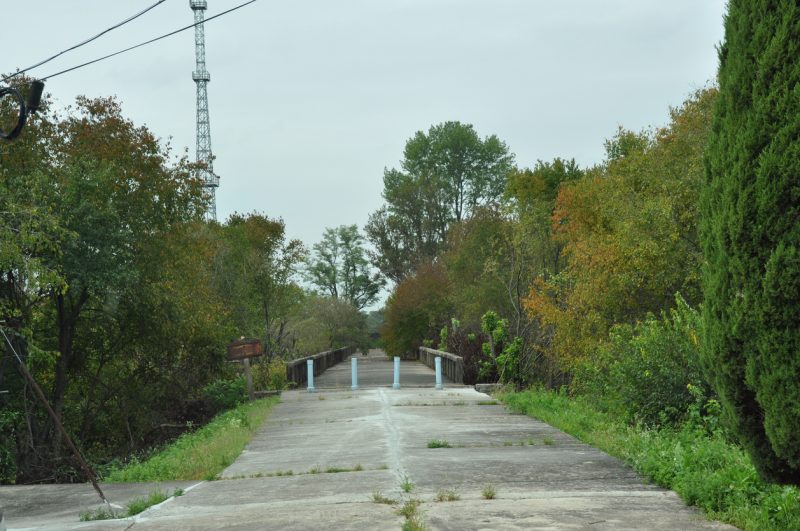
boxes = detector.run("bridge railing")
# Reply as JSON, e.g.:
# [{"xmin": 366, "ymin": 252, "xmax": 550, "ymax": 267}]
[
  {"xmin": 419, "ymin": 347, "xmax": 464, "ymax": 384},
  {"xmin": 285, "ymin": 346, "xmax": 354, "ymax": 386}
]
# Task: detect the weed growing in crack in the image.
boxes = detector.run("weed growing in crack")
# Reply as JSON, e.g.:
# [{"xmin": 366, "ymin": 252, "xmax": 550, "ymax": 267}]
[
  {"xmin": 126, "ymin": 490, "xmax": 169, "ymax": 516},
  {"xmin": 434, "ymin": 489, "xmax": 460, "ymax": 502},
  {"xmin": 371, "ymin": 490, "xmax": 397, "ymax": 505},
  {"xmin": 79, "ymin": 507, "xmax": 120, "ymax": 521},
  {"xmin": 397, "ymin": 500, "xmax": 426, "ymax": 530},
  {"xmin": 400, "ymin": 475, "xmax": 414, "ymax": 493}
]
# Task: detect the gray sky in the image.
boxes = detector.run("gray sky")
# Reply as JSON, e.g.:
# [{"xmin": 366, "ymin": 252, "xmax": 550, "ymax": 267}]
[{"xmin": 4, "ymin": 0, "xmax": 725, "ymax": 253}]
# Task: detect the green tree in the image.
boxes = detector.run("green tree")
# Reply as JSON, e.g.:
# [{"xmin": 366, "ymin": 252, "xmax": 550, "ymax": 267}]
[
  {"xmin": 700, "ymin": 0, "xmax": 800, "ymax": 484},
  {"xmin": 381, "ymin": 262, "xmax": 453, "ymax": 357},
  {"xmin": 306, "ymin": 225, "xmax": 383, "ymax": 310},
  {"xmin": 214, "ymin": 213, "xmax": 305, "ymax": 357},
  {"xmin": 287, "ymin": 295, "xmax": 369, "ymax": 355},
  {"xmin": 527, "ymin": 89, "xmax": 715, "ymax": 369},
  {"xmin": 0, "ymin": 92, "xmax": 228, "ymax": 482},
  {"xmin": 366, "ymin": 121, "xmax": 514, "ymax": 282}
]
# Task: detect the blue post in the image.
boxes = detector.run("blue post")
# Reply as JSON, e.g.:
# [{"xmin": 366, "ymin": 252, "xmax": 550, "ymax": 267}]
[
  {"xmin": 307, "ymin": 359, "xmax": 315, "ymax": 393},
  {"xmin": 351, "ymin": 356, "xmax": 358, "ymax": 390},
  {"xmin": 435, "ymin": 356, "xmax": 443, "ymax": 390},
  {"xmin": 393, "ymin": 356, "xmax": 401, "ymax": 389}
]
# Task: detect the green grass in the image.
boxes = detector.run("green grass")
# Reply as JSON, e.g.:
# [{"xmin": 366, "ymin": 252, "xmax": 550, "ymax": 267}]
[
  {"xmin": 324, "ymin": 464, "xmax": 363, "ymax": 473},
  {"xmin": 434, "ymin": 489, "xmax": 460, "ymax": 502},
  {"xmin": 126, "ymin": 489, "xmax": 169, "ymax": 516},
  {"xmin": 79, "ymin": 506, "xmax": 119, "ymax": 521},
  {"xmin": 499, "ymin": 388, "xmax": 800, "ymax": 530},
  {"xmin": 371, "ymin": 490, "xmax": 397, "ymax": 505},
  {"xmin": 426, "ymin": 439, "xmax": 451, "ymax": 448},
  {"xmin": 397, "ymin": 499, "xmax": 426, "ymax": 530},
  {"xmin": 79, "ymin": 488, "xmax": 181, "ymax": 521},
  {"xmin": 106, "ymin": 397, "xmax": 280, "ymax": 482},
  {"xmin": 482, "ymin": 484, "xmax": 496, "ymax": 500},
  {"xmin": 400, "ymin": 474, "xmax": 414, "ymax": 493}
]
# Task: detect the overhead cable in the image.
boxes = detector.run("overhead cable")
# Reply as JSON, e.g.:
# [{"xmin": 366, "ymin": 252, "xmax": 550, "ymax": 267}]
[
  {"xmin": 41, "ymin": 0, "xmax": 258, "ymax": 81},
  {"xmin": 2, "ymin": 0, "xmax": 169, "ymax": 83}
]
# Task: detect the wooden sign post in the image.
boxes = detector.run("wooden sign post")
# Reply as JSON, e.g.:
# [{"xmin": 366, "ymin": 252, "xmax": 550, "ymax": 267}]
[{"xmin": 226, "ymin": 339, "xmax": 263, "ymax": 400}]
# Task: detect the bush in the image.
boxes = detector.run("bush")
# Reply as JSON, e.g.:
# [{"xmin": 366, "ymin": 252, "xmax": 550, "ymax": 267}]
[
  {"xmin": 446, "ymin": 325, "xmax": 492, "ymax": 385},
  {"xmin": 479, "ymin": 311, "xmax": 526, "ymax": 386},
  {"xmin": 201, "ymin": 377, "xmax": 247, "ymax": 413},
  {"xmin": 0, "ymin": 409, "xmax": 19, "ymax": 483},
  {"xmin": 252, "ymin": 357, "xmax": 288, "ymax": 391},
  {"xmin": 573, "ymin": 295, "xmax": 712, "ymax": 427}
]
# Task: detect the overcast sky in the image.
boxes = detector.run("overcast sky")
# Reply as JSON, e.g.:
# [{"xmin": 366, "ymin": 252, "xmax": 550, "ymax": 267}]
[{"xmin": 4, "ymin": 0, "xmax": 725, "ymax": 253}]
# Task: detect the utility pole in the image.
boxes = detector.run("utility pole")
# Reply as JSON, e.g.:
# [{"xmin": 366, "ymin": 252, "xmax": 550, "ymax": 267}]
[{"xmin": 190, "ymin": 0, "xmax": 219, "ymax": 221}]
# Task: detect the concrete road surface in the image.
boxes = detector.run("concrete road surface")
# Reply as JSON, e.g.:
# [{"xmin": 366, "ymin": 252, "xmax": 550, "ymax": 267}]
[{"xmin": 1, "ymin": 380, "xmax": 734, "ymax": 530}]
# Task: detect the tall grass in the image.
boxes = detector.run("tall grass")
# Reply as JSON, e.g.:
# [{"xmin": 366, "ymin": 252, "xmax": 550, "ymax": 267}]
[
  {"xmin": 500, "ymin": 389, "xmax": 800, "ymax": 530},
  {"xmin": 106, "ymin": 397, "xmax": 279, "ymax": 482}
]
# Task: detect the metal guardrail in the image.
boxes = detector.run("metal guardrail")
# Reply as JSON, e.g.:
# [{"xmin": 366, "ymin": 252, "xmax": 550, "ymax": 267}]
[
  {"xmin": 285, "ymin": 346, "xmax": 354, "ymax": 386},
  {"xmin": 419, "ymin": 347, "xmax": 464, "ymax": 384}
]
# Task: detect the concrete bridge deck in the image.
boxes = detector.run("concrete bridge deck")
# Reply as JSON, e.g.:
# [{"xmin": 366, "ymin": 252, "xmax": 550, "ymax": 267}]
[
  {"xmin": 312, "ymin": 349, "xmax": 453, "ymax": 389},
  {"xmin": 1, "ymin": 378, "xmax": 732, "ymax": 530}
]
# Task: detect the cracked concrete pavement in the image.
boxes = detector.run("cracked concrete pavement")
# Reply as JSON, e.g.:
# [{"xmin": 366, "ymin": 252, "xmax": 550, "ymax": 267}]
[{"xmin": 0, "ymin": 355, "xmax": 734, "ymax": 530}]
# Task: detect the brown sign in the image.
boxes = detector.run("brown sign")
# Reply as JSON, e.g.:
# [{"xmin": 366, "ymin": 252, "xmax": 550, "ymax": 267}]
[{"xmin": 226, "ymin": 338, "xmax": 263, "ymax": 361}]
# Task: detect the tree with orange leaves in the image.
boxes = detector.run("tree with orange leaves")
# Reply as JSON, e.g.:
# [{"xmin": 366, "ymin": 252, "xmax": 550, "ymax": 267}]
[{"xmin": 525, "ymin": 88, "xmax": 716, "ymax": 369}]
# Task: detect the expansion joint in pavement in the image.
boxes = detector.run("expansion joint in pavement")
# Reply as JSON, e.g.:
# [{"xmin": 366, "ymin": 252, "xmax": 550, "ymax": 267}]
[{"xmin": 378, "ymin": 388, "xmax": 407, "ymax": 485}]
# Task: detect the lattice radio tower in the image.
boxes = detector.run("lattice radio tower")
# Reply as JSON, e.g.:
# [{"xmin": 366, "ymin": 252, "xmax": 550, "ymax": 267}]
[{"xmin": 190, "ymin": 0, "xmax": 218, "ymax": 220}]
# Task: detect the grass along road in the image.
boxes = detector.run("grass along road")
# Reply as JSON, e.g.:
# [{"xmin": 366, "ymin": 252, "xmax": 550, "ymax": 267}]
[
  {"xmin": 106, "ymin": 396, "xmax": 280, "ymax": 482},
  {"xmin": 500, "ymin": 388, "xmax": 800, "ymax": 530}
]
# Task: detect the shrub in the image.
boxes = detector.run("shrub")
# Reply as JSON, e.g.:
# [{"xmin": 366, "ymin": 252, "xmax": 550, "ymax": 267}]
[
  {"xmin": 445, "ymin": 325, "xmax": 491, "ymax": 385},
  {"xmin": 573, "ymin": 295, "xmax": 712, "ymax": 427},
  {"xmin": 479, "ymin": 311, "xmax": 526, "ymax": 386},
  {"xmin": 252, "ymin": 357, "xmax": 288, "ymax": 391},
  {"xmin": 201, "ymin": 377, "xmax": 247, "ymax": 413}
]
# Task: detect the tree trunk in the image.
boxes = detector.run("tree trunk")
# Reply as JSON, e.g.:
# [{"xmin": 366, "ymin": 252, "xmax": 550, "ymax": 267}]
[{"xmin": 51, "ymin": 288, "xmax": 88, "ymax": 431}]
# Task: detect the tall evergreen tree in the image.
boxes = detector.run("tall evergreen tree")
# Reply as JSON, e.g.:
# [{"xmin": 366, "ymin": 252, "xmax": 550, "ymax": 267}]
[{"xmin": 700, "ymin": 0, "xmax": 800, "ymax": 483}]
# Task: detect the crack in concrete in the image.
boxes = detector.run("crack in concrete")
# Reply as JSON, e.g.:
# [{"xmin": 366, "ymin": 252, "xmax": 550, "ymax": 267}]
[{"xmin": 378, "ymin": 388, "xmax": 407, "ymax": 485}]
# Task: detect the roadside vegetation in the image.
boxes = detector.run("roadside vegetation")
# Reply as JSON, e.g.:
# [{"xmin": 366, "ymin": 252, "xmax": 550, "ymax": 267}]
[
  {"xmin": 0, "ymin": 84, "xmax": 377, "ymax": 484},
  {"xmin": 106, "ymin": 397, "xmax": 279, "ymax": 482},
  {"xmin": 373, "ymin": 3, "xmax": 800, "ymax": 529},
  {"xmin": 500, "ymin": 388, "xmax": 800, "ymax": 530},
  {"xmin": 79, "ymin": 488, "xmax": 182, "ymax": 522}
]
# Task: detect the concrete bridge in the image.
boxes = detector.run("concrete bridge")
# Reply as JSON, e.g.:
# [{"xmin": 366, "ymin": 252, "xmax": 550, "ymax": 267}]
[{"xmin": 0, "ymin": 349, "xmax": 733, "ymax": 530}]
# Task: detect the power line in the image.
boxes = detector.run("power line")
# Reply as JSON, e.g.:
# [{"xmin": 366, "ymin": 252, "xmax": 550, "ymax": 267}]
[
  {"xmin": 2, "ymin": 0, "xmax": 169, "ymax": 83},
  {"xmin": 41, "ymin": 0, "xmax": 258, "ymax": 81}
]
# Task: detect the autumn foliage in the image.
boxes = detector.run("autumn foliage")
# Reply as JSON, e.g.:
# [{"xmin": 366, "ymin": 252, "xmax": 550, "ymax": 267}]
[{"xmin": 525, "ymin": 88, "xmax": 716, "ymax": 369}]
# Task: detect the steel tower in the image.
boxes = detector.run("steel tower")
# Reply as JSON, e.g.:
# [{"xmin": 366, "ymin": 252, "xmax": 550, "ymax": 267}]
[{"xmin": 190, "ymin": 0, "xmax": 218, "ymax": 220}]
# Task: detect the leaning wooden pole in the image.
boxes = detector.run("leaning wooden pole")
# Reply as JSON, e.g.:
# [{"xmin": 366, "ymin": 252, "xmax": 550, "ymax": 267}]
[{"xmin": 1, "ymin": 327, "xmax": 109, "ymax": 505}]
